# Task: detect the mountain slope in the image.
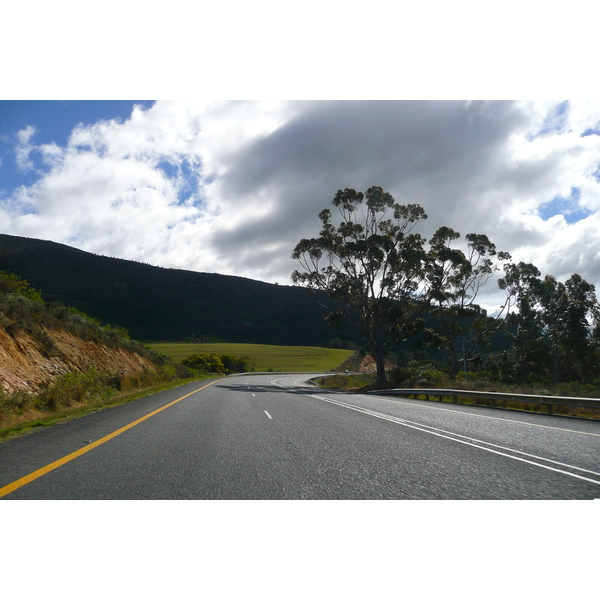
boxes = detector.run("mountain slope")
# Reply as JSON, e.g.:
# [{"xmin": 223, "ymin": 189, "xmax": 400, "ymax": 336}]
[{"xmin": 0, "ymin": 234, "xmax": 337, "ymax": 344}]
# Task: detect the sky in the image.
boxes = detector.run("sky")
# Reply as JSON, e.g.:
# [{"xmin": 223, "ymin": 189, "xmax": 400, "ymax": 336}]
[{"xmin": 2, "ymin": 99, "xmax": 600, "ymax": 313}]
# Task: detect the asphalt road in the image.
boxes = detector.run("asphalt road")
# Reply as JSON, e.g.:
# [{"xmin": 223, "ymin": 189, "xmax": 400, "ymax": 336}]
[{"xmin": 1, "ymin": 373, "xmax": 599, "ymax": 499}]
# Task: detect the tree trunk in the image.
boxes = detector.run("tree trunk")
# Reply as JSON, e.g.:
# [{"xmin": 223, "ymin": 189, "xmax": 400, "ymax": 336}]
[
  {"xmin": 448, "ymin": 344, "xmax": 460, "ymax": 378},
  {"xmin": 375, "ymin": 352, "xmax": 387, "ymax": 385}
]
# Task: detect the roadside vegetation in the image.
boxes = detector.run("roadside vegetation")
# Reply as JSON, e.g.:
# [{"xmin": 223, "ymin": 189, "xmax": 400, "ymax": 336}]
[
  {"xmin": 0, "ymin": 371, "xmax": 218, "ymax": 441},
  {"xmin": 314, "ymin": 354, "xmax": 600, "ymax": 419}
]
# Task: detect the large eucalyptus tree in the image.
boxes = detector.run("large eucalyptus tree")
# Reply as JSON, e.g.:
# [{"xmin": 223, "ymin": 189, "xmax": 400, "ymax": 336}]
[{"xmin": 292, "ymin": 186, "xmax": 428, "ymax": 384}]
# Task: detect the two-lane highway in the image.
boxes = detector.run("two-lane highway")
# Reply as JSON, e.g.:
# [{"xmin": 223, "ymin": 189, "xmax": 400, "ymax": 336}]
[{"xmin": 1, "ymin": 374, "xmax": 599, "ymax": 499}]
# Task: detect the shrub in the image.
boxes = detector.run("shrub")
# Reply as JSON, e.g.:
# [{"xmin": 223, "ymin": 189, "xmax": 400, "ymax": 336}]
[
  {"xmin": 455, "ymin": 371, "xmax": 479, "ymax": 382},
  {"xmin": 181, "ymin": 354, "xmax": 211, "ymax": 372},
  {"xmin": 181, "ymin": 352, "xmax": 254, "ymax": 374},
  {"xmin": 220, "ymin": 354, "xmax": 255, "ymax": 373},
  {"xmin": 37, "ymin": 369, "xmax": 116, "ymax": 410},
  {"xmin": 0, "ymin": 389, "xmax": 34, "ymax": 419},
  {"xmin": 160, "ymin": 364, "xmax": 179, "ymax": 381},
  {"xmin": 389, "ymin": 367, "xmax": 417, "ymax": 385},
  {"xmin": 0, "ymin": 271, "xmax": 42, "ymax": 301}
]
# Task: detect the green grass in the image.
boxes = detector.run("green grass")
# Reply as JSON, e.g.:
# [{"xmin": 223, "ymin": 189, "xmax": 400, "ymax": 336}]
[{"xmin": 146, "ymin": 343, "xmax": 354, "ymax": 373}]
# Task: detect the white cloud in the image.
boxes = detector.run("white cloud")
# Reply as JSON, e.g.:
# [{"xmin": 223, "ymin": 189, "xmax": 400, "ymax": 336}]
[
  {"xmin": 15, "ymin": 125, "xmax": 37, "ymax": 171},
  {"xmin": 2, "ymin": 100, "xmax": 600, "ymax": 306}
]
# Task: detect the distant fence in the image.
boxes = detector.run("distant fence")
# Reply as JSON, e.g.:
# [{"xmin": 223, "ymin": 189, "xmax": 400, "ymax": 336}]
[{"xmin": 367, "ymin": 388, "xmax": 600, "ymax": 415}]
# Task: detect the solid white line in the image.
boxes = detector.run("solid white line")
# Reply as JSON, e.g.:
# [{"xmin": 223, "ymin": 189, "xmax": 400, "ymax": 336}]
[
  {"xmin": 309, "ymin": 394, "xmax": 600, "ymax": 487},
  {"xmin": 359, "ymin": 393, "xmax": 600, "ymax": 437},
  {"xmin": 264, "ymin": 411, "xmax": 273, "ymax": 420}
]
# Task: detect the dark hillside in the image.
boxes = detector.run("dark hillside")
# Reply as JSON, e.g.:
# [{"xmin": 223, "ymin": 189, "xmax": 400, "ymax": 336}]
[{"xmin": 0, "ymin": 234, "xmax": 338, "ymax": 345}]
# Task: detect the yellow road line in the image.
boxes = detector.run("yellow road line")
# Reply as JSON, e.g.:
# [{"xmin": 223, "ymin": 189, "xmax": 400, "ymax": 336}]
[{"xmin": 0, "ymin": 380, "xmax": 219, "ymax": 499}]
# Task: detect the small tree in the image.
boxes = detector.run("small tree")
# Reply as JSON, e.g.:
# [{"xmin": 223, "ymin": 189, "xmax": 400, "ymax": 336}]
[
  {"xmin": 292, "ymin": 186, "xmax": 428, "ymax": 384},
  {"xmin": 497, "ymin": 262, "xmax": 549, "ymax": 382}
]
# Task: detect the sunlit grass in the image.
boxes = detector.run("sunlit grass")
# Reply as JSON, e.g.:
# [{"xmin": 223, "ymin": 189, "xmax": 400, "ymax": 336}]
[{"xmin": 146, "ymin": 342, "xmax": 354, "ymax": 373}]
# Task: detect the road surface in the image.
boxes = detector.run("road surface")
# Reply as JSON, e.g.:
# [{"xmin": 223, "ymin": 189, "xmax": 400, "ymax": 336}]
[{"xmin": 1, "ymin": 373, "xmax": 599, "ymax": 499}]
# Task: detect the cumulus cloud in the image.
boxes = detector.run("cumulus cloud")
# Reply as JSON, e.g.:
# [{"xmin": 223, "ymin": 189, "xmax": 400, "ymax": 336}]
[{"xmin": 2, "ymin": 99, "xmax": 600, "ymax": 311}]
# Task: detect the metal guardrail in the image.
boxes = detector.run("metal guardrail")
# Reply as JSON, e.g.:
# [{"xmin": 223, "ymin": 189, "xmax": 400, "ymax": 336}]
[{"xmin": 367, "ymin": 388, "xmax": 600, "ymax": 415}]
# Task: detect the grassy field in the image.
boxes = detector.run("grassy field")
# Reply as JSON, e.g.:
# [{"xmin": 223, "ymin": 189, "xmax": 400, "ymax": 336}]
[{"xmin": 146, "ymin": 343, "xmax": 355, "ymax": 373}]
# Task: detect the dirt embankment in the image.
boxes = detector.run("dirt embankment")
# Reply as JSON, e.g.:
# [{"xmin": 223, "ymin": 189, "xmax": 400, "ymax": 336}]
[
  {"xmin": 0, "ymin": 325, "xmax": 156, "ymax": 394},
  {"xmin": 358, "ymin": 354, "xmax": 395, "ymax": 373}
]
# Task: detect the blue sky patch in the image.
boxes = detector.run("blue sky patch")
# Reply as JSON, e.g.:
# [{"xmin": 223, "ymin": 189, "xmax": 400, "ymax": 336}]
[
  {"xmin": 0, "ymin": 101, "xmax": 155, "ymax": 198},
  {"xmin": 539, "ymin": 186, "xmax": 592, "ymax": 224},
  {"xmin": 0, "ymin": 101, "xmax": 154, "ymax": 147},
  {"xmin": 581, "ymin": 127, "xmax": 600, "ymax": 137},
  {"xmin": 157, "ymin": 157, "xmax": 202, "ymax": 205},
  {"xmin": 538, "ymin": 101, "xmax": 569, "ymax": 137}
]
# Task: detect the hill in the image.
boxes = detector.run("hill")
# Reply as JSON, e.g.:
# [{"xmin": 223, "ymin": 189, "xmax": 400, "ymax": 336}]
[
  {"xmin": 0, "ymin": 234, "xmax": 341, "ymax": 345},
  {"xmin": 0, "ymin": 272, "xmax": 190, "ymax": 431}
]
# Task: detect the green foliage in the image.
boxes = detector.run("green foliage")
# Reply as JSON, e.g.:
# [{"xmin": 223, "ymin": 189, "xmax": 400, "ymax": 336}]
[
  {"xmin": 0, "ymin": 271, "xmax": 44, "ymax": 304},
  {"xmin": 181, "ymin": 353, "xmax": 222, "ymax": 373},
  {"xmin": 497, "ymin": 266, "xmax": 600, "ymax": 385},
  {"xmin": 220, "ymin": 354, "xmax": 255, "ymax": 373},
  {"xmin": 160, "ymin": 364, "xmax": 179, "ymax": 380},
  {"xmin": 423, "ymin": 227, "xmax": 511, "ymax": 376},
  {"xmin": 180, "ymin": 352, "xmax": 255, "ymax": 374},
  {"xmin": 37, "ymin": 369, "xmax": 116, "ymax": 410}
]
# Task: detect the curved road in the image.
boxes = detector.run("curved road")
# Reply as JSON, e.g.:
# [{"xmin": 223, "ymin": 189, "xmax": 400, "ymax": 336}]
[{"xmin": 1, "ymin": 373, "xmax": 599, "ymax": 499}]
